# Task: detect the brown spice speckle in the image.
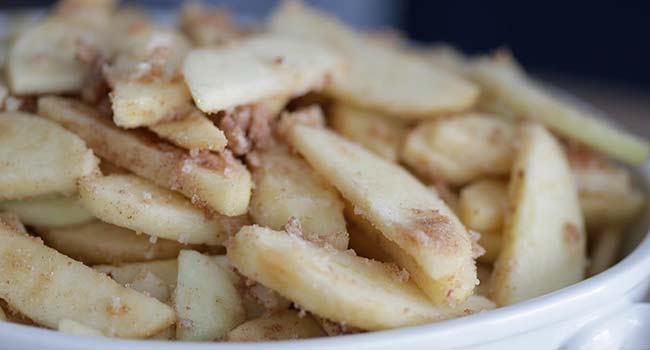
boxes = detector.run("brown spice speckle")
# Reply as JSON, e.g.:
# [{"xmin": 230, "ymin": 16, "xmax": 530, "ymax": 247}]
[
  {"xmin": 563, "ymin": 222, "xmax": 582, "ymax": 246},
  {"xmin": 283, "ymin": 217, "xmax": 303, "ymax": 237},
  {"xmin": 398, "ymin": 209, "xmax": 458, "ymax": 251}
]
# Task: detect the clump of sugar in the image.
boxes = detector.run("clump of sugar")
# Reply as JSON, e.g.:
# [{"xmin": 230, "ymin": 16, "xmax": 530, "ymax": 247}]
[
  {"xmin": 411, "ymin": 229, "xmax": 430, "ymax": 246},
  {"xmin": 4, "ymin": 97, "xmax": 22, "ymax": 112},
  {"xmin": 181, "ymin": 160, "xmax": 194, "ymax": 174},
  {"xmin": 283, "ymin": 216, "xmax": 303, "ymax": 237},
  {"xmin": 179, "ymin": 318, "xmax": 194, "ymax": 329},
  {"xmin": 386, "ymin": 263, "xmax": 410, "ymax": 283},
  {"xmin": 468, "ymin": 230, "xmax": 486, "ymax": 259},
  {"xmin": 144, "ymin": 245, "xmax": 155, "ymax": 259},
  {"xmin": 223, "ymin": 166, "xmax": 233, "ymax": 178},
  {"xmin": 110, "ymin": 296, "xmax": 122, "ymax": 312}
]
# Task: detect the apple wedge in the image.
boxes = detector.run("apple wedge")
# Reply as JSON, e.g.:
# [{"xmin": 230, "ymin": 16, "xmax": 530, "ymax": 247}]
[
  {"xmin": 0, "ymin": 112, "xmax": 99, "ymax": 199},
  {"xmin": 78, "ymin": 174, "xmax": 245, "ymax": 245},
  {"xmin": 37, "ymin": 96, "xmax": 252, "ymax": 216},
  {"xmin": 149, "ymin": 107, "xmax": 227, "ymax": 152},
  {"xmin": 458, "ymin": 179, "xmax": 508, "ymax": 233},
  {"xmin": 491, "ymin": 124, "xmax": 586, "ymax": 305},
  {"xmin": 183, "ymin": 34, "xmax": 340, "ymax": 113},
  {"xmin": 36, "ymin": 221, "xmax": 197, "ymax": 265},
  {"xmin": 7, "ymin": 20, "xmax": 108, "ymax": 95},
  {"xmin": 330, "ymin": 103, "xmax": 407, "ymax": 162},
  {"xmin": 249, "ymin": 147, "xmax": 348, "ymax": 250},
  {"xmin": 402, "ymin": 113, "xmax": 515, "ymax": 185},
  {"xmin": 270, "ymin": 1, "xmax": 478, "ymax": 118},
  {"xmin": 286, "ymin": 123, "xmax": 477, "ymax": 304},
  {"xmin": 0, "ymin": 221, "xmax": 175, "ymax": 338},
  {"xmin": 224, "ymin": 310, "xmax": 325, "ymax": 341},
  {"xmin": 228, "ymin": 225, "xmax": 493, "ymax": 330},
  {"xmin": 470, "ymin": 56, "xmax": 649, "ymax": 165},
  {"xmin": 174, "ymin": 250, "xmax": 244, "ymax": 341},
  {"xmin": 0, "ymin": 195, "xmax": 93, "ymax": 228}
]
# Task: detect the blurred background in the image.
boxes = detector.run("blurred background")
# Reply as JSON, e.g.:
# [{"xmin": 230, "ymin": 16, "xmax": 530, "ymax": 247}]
[{"xmin": 2, "ymin": 0, "xmax": 648, "ymax": 136}]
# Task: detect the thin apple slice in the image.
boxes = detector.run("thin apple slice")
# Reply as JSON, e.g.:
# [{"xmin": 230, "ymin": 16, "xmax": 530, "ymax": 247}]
[{"xmin": 183, "ymin": 34, "xmax": 340, "ymax": 113}]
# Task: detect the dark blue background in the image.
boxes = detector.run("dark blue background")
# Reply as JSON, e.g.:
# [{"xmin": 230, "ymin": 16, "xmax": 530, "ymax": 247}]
[
  {"xmin": 3, "ymin": 0, "xmax": 649, "ymax": 89},
  {"xmin": 405, "ymin": 1, "xmax": 650, "ymax": 89}
]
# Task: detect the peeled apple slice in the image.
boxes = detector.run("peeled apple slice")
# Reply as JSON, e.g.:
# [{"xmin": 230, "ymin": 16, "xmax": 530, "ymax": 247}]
[{"xmin": 8, "ymin": 20, "xmax": 108, "ymax": 95}]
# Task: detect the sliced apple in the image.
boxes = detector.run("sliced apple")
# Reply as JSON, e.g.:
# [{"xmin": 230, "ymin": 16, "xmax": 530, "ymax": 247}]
[
  {"xmin": 270, "ymin": 1, "xmax": 478, "ymax": 118},
  {"xmin": 330, "ymin": 103, "xmax": 407, "ymax": 162},
  {"xmin": 0, "ymin": 112, "xmax": 98, "ymax": 199},
  {"xmin": 0, "ymin": 195, "xmax": 93, "ymax": 228},
  {"xmin": 286, "ymin": 123, "xmax": 477, "ymax": 304},
  {"xmin": 228, "ymin": 225, "xmax": 493, "ymax": 331},
  {"xmin": 38, "ymin": 96, "xmax": 252, "ymax": 216},
  {"xmin": 0, "ymin": 222, "xmax": 175, "ymax": 338},
  {"xmin": 183, "ymin": 34, "xmax": 340, "ymax": 113},
  {"xmin": 491, "ymin": 124, "xmax": 586, "ymax": 305},
  {"xmin": 174, "ymin": 250, "xmax": 245, "ymax": 341},
  {"xmin": 470, "ymin": 56, "xmax": 649, "ymax": 165},
  {"xmin": 249, "ymin": 147, "xmax": 348, "ymax": 250}
]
